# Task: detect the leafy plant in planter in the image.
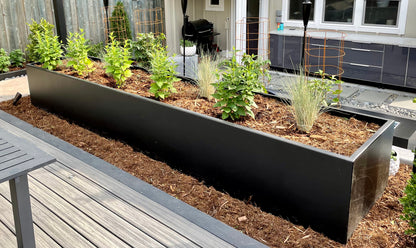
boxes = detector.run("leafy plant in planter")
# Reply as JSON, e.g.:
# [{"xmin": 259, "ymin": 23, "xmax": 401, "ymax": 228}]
[
  {"xmin": 212, "ymin": 49, "xmax": 270, "ymax": 120},
  {"xmin": 130, "ymin": 33, "xmax": 165, "ymax": 68},
  {"xmin": 104, "ymin": 33, "xmax": 133, "ymax": 88},
  {"xmin": 309, "ymin": 70, "xmax": 343, "ymax": 106},
  {"xmin": 10, "ymin": 49, "xmax": 25, "ymax": 67},
  {"xmin": 110, "ymin": 1, "xmax": 132, "ymax": 42},
  {"xmin": 66, "ymin": 29, "xmax": 95, "ymax": 76},
  {"xmin": 27, "ymin": 19, "xmax": 55, "ymax": 62},
  {"xmin": 33, "ymin": 28, "xmax": 63, "ymax": 70},
  {"xmin": 149, "ymin": 44, "xmax": 178, "ymax": 100},
  {"xmin": 87, "ymin": 42, "xmax": 105, "ymax": 59},
  {"xmin": 400, "ymin": 172, "xmax": 416, "ymax": 235},
  {"xmin": 0, "ymin": 48, "xmax": 11, "ymax": 73}
]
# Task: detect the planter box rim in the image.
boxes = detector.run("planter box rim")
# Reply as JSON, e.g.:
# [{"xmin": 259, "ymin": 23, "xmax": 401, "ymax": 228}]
[{"xmin": 26, "ymin": 64, "xmax": 394, "ymax": 161}]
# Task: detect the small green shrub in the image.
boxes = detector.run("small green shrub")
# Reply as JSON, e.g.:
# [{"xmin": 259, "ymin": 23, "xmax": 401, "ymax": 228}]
[
  {"xmin": 285, "ymin": 70, "xmax": 326, "ymax": 133},
  {"xmin": 87, "ymin": 42, "xmax": 105, "ymax": 58},
  {"xmin": 0, "ymin": 48, "xmax": 11, "ymax": 73},
  {"xmin": 104, "ymin": 33, "xmax": 133, "ymax": 88},
  {"xmin": 149, "ymin": 45, "xmax": 178, "ymax": 100},
  {"xmin": 131, "ymin": 33, "xmax": 165, "ymax": 68},
  {"xmin": 212, "ymin": 49, "xmax": 270, "ymax": 120},
  {"xmin": 197, "ymin": 52, "xmax": 220, "ymax": 100},
  {"xmin": 180, "ymin": 39, "xmax": 195, "ymax": 47},
  {"xmin": 34, "ymin": 28, "xmax": 63, "ymax": 70},
  {"xmin": 413, "ymin": 98, "xmax": 416, "ymax": 103},
  {"xmin": 9, "ymin": 49, "xmax": 25, "ymax": 67},
  {"xmin": 308, "ymin": 70, "xmax": 343, "ymax": 106},
  {"xmin": 110, "ymin": 1, "xmax": 132, "ymax": 42},
  {"xmin": 400, "ymin": 172, "xmax": 416, "ymax": 235},
  {"xmin": 66, "ymin": 29, "xmax": 95, "ymax": 76},
  {"xmin": 27, "ymin": 19, "xmax": 54, "ymax": 62}
]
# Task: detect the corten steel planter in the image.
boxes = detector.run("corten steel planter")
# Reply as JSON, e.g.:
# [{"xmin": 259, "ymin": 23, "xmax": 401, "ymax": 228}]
[
  {"xmin": 0, "ymin": 69, "xmax": 26, "ymax": 81},
  {"xmin": 27, "ymin": 64, "xmax": 395, "ymax": 243}
]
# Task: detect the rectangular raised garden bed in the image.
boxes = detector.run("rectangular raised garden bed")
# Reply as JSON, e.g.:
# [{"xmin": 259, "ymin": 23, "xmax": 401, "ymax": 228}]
[
  {"xmin": 0, "ymin": 69, "xmax": 26, "ymax": 81},
  {"xmin": 26, "ymin": 64, "xmax": 395, "ymax": 243}
]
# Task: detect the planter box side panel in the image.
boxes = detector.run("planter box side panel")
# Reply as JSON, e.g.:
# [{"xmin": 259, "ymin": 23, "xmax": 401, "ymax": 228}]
[
  {"xmin": 347, "ymin": 122, "xmax": 394, "ymax": 240},
  {"xmin": 0, "ymin": 69, "xmax": 27, "ymax": 81}
]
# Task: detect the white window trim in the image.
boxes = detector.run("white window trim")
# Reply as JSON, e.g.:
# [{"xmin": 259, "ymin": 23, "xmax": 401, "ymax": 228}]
[{"xmin": 282, "ymin": 0, "xmax": 408, "ymax": 35}]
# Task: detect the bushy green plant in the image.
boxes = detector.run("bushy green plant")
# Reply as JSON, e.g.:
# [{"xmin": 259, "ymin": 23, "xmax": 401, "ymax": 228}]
[
  {"xmin": 149, "ymin": 44, "xmax": 178, "ymax": 100},
  {"xmin": 34, "ymin": 28, "xmax": 63, "ymax": 70},
  {"xmin": 308, "ymin": 70, "xmax": 343, "ymax": 106},
  {"xmin": 413, "ymin": 98, "xmax": 416, "ymax": 103},
  {"xmin": 27, "ymin": 19, "xmax": 54, "ymax": 62},
  {"xmin": 0, "ymin": 48, "xmax": 11, "ymax": 73},
  {"xmin": 66, "ymin": 29, "xmax": 95, "ymax": 76},
  {"xmin": 9, "ymin": 49, "xmax": 25, "ymax": 67},
  {"xmin": 104, "ymin": 33, "xmax": 133, "ymax": 88},
  {"xmin": 131, "ymin": 33, "xmax": 165, "ymax": 68},
  {"xmin": 110, "ymin": 1, "xmax": 132, "ymax": 42},
  {"xmin": 212, "ymin": 49, "xmax": 270, "ymax": 120},
  {"xmin": 400, "ymin": 173, "xmax": 416, "ymax": 235},
  {"xmin": 197, "ymin": 52, "xmax": 220, "ymax": 100},
  {"xmin": 285, "ymin": 70, "xmax": 326, "ymax": 133},
  {"xmin": 180, "ymin": 39, "xmax": 195, "ymax": 47},
  {"xmin": 87, "ymin": 42, "xmax": 105, "ymax": 58}
]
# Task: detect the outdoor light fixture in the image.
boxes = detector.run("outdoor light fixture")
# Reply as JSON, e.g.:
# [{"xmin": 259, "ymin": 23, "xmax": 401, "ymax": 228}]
[
  {"xmin": 301, "ymin": 0, "xmax": 312, "ymax": 67},
  {"xmin": 182, "ymin": 0, "xmax": 188, "ymax": 76}
]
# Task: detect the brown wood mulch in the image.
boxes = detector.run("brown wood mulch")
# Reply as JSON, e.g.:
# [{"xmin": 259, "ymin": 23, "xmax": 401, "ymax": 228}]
[
  {"xmin": 54, "ymin": 60, "xmax": 379, "ymax": 157},
  {"xmin": 0, "ymin": 97, "xmax": 415, "ymax": 247}
]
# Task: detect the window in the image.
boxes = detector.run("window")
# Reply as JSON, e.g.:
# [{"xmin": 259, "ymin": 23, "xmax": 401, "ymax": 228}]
[
  {"xmin": 289, "ymin": 0, "xmax": 315, "ymax": 20},
  {"xmin": 324, "ymin": 0, "xmax": 354, "ymax": 23},
  {"xmin": 283, "ymin": 0, "xmax": 408, "ymax": 34},
  {"xmin": 205, "ymin": 0, "xmax": 224, "ymax": 11}
]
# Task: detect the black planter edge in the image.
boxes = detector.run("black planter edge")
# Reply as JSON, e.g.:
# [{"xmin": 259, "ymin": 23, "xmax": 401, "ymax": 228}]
[
  {"xmin": 26, "ymin": 64, "xmax": 391, "ymax": 161},
  {"xmin": 0, "ymin": 69, "xmax": 26, "ymax": 81},
  {"xmin": 0, "ymin": 109, "xmax": 268, "ymax": 248}
]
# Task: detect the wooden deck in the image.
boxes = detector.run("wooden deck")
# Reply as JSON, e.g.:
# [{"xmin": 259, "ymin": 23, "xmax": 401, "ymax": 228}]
[{"xmin": 0, "ymin": 114, "xmax": 265, "ymax": 248}]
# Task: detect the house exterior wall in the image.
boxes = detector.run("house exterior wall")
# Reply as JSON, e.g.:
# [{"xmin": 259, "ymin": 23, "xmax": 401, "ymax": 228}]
[{"xmin": 405, "ymin": 0, "xmax": 416, "ymax": 38}]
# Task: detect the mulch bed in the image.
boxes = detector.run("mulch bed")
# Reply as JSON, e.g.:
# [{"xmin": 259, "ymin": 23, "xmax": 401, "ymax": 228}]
[{"xmin": 1, "ymin": 96, "xmax": 415, "ymax": 247}]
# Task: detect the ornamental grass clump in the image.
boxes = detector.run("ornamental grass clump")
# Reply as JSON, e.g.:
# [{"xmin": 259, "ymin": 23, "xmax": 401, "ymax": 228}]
[
  {"xmin": 197, "ymin": 52, "xmax": 220, "ymax": 100},
  {"xmin": 103, "ymin": 33, "xmax": 133, "ymax": 88},
  {"xmin": 66, "ymin": 29, "xmax": 95, "ymax": 76},
  {"xmin": 0, "ymin": 48, "xmax": 11, "ymax": 73},
  {"xmin": 212, "ymin": 49, "xmax": 270, "ymax": 120},
  {"xmin": 400, "ymin": 172, "xmax": 416, "ymax": 235},
  {"xmin": 149, "ymin": 44, "xmax": 178, "ymax": 100},
  {"xmin": 285, "ymin": 72, "xmax": 326, "ymax": 133},
  {"xmin": 9, "ymin": 49, "xmax": 25, "ymax": 67}
]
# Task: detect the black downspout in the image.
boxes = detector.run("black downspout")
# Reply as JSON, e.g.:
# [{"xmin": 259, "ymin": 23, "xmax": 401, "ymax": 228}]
[
  {"xmin": 181, "ymin": 0, "xmax": 188, "ymax": 77},
  {"xmin": 52, "ymin": 0, "xmax": 67, "ymax": 44}
]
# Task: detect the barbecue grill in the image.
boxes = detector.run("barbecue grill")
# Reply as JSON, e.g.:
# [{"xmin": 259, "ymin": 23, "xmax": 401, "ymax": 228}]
[{"xmin": 182, "ymin": 19, "xmax": 219, "ymax": 53}]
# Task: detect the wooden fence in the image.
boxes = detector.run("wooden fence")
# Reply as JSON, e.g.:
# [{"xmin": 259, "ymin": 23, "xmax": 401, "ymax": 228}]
[{"xmin": 0, "ymin": 0, "xmax": 165, "ymax": 52}]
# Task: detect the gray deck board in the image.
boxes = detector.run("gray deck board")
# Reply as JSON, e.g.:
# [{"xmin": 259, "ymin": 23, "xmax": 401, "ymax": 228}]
[{"xmin": 0, "ymin": 118, "xmax": 237, "ymax": 248}]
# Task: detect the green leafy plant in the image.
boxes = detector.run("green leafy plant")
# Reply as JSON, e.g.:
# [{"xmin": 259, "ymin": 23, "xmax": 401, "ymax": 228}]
[
  {"xmin": 149, "ymin": 44, "xmax": 178, "ymax": 100},
  {"xmin": 197, "ymin": 52, "xmax": 220, "ymax": 100},
  {"xmin": 110, "ymin": 1, "xmax": 132, "ymax": 42},
  {"xmin": 9, "ymin": 49, "xmax": 25, "ymax": 67},
  {"xmin": 212, "ymin": 49, "xmax": 270, "ymax": 120},
  {"xmin": 285, "ymin": 70, "xmax": 326, "ymax": 133},
  {"xmin": 413, "ymin": 98, "xmax": 416, "ymax": 103},
  {"xmin": 34, "ymin": 28, "xmax": 63, "ymax": 70},
  {"xmin": 0, "ymin": 48, "xmax": 11, "ymax": 73},
  {"xmin": 104, "ymin": 33, "xmax": 133, "ymax": 88},
  {"xmin": 66, "ymin": 29, "xmax": 95, "ymax": 76},
  {"xmin": 400, "ymin": 172, "xmax": 416, "ymax": 235},
  {"xmin": 130, "ymin": 33, "xmax": 165, "ymax": 68},
  {"xmin": 180, "ymin": 39, "xmax": 195, "ymax": 47},
  {"xmin": 308, "ymin": 70, "xmax": 343, "ymax": 106},
  {"xmin": 26, "ymin": 19, "xmax": 54, "ymax": 62},
  {"xmin": 87, "ymin": 42, "xmax": 105, "ymax": 58}
]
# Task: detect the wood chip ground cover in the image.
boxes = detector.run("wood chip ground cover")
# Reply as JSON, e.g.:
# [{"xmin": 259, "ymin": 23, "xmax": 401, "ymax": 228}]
[{"xmin": 1, "ymin": 97, "xmax": 414, "ymax": 247}]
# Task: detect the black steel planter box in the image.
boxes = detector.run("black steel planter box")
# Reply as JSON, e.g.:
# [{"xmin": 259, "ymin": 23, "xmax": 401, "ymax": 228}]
[
  {"xmin": 26, "ymin": 64, "xmax": 395, "ymax": 243},
  {"xmin": 0, "ymin": 69, "xmax": 26, "ymax": 81}
]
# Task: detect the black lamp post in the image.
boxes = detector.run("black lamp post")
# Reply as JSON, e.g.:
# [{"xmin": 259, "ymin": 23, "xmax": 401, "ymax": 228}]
[
  {"xmin": 181, "ymin": 0, "xmax": 188, "ymax": 76},
  {"xmin": 301, "ymin": 0, "xmax": 312, "ymax": 67}
]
